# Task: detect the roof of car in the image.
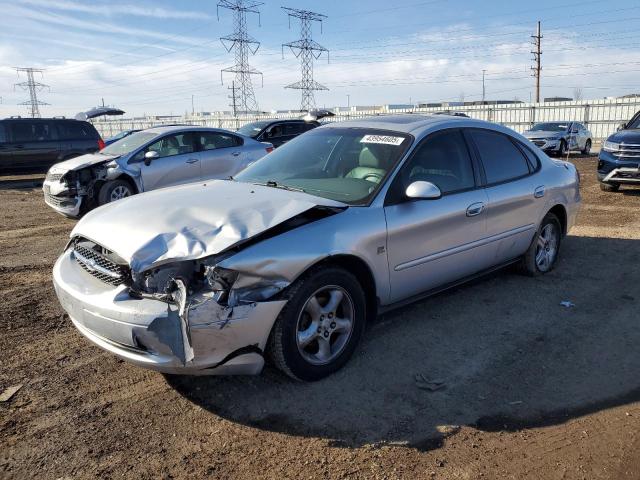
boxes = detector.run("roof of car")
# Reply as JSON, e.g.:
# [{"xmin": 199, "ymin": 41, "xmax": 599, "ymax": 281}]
[
  {"xmin": 323, "ymin": 114, "xmax": 497, "ymax": 135},
  {"xmin": 142, "ymin": 125, "xmax": 232, "ymax": 135}
]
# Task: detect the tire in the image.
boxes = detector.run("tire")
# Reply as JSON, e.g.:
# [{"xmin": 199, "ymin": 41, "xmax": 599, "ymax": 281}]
[
  {"xmin": 98, "ymin": 179, "xmax": 134, "ymax": 206},
  {"xmin": 599, "ymin": 182, "xmax": 620, "ymax": 192},
  {"xmin": 520, "ymin": 212, "xmax": 562, "ymax": 276},
  {"xmin": 557, "ymin": 140, "xmax": 568, "ymax": 157},
  {"xmin": 581, "ymin": 139, "xmax": 591, "ymax": 155},
  {"xmin": 267, "ymin": 266, "xmax": 367, "ymax": 381}
]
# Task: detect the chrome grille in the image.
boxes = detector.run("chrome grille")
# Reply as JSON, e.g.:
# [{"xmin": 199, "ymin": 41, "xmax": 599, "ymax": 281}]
[
  {"xmin": 616, "ymin": 144, "xmax": 640, "ymax": 158},
  {"xmin": 43, "ymin": 185, "xmax": 76, "ymax": 208},
  {"xmin": 533, "ymin": 140, "xmax": 546, "ymax": 147},
  {"xmin": 72, "ymin": 241, "xmax": 130, "ymax": 286}
]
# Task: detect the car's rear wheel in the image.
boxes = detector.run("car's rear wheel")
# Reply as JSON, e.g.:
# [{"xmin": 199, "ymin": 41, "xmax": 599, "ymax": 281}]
[
  {"xmin": 520, "ymin": 212, "xmax": 562, "ymax": 276},
  {"xmin": 267, "ymin": 266, "xmax": 366, "ymax": 381},
  {"xmin": 599, "ymin": 182, "xmax": 620, "ymax": 192},
  {"xmin": 98, "ymin": 179, "xmax": 134, "ymax": 206},
  {"xmin": 581, "ymin": 139, "xmax": 592, "ymax": 155}
]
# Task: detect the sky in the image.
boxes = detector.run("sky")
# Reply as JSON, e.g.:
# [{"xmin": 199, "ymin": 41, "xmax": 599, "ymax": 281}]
[{"xmin": 0, "ymin": 0, "xmax": 639, "ymax": 118}]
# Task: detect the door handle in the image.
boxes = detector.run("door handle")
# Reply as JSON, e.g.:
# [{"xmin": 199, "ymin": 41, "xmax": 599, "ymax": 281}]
[
  {"xmin": 186, "ymin": 158, "xmax": 199, "ymax": 164},
  {"xmin": 466, "ymin": 202, "xmax": 485, "ymax": 217},
  {"xmin": 231, "ymin": 151, "xmax": 241, "ymax": 157},
  {"xmin": 534, "ymin": 185, "xmax": 545, "ymax": 198}
]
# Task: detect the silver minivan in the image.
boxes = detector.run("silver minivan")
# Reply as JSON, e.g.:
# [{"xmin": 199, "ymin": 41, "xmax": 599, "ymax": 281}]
[{"xmin": 43, "ymin": 126, "xmax": 273, "ymax": 218}]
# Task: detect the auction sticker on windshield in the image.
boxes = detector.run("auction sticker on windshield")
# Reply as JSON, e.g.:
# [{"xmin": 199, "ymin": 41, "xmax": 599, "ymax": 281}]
[{"xmin": 360, "ymin": 135, "xmax": 405, "ymax": 146}]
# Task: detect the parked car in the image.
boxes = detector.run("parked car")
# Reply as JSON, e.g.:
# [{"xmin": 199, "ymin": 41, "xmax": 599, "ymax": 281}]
[
  {"xmin": 43, "ymin": 126, "xmax": 273, "ymax": 218},
  {"xmin": 0, "ymin": 117, "xmax": 104, "ymax": 173},
  {"xmin": 523, "ymin": 121, "xmax": 592, "ymax": 156},
  {"xmin": 237, "ymin": 119, "xmax": 319, "ymax": 148},
  {"xmin": 597, "ymin": 110, "xmax": 640, "ymax": 192},
  {"xmin": 52, "ymin": 115, "xmax": 580, "ymax": 381},
  {"xmin": 104, "ymin": 129, "xmax": 141, "ymax": 146}
]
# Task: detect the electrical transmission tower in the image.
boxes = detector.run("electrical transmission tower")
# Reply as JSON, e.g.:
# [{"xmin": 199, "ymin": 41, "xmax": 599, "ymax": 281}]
[
  {"xmin": 218, "ymin": 0, "xmax": 263, "ymax": 114},
  {"xmin": 14, "ymin": 67, "xmax": 49, "ymax": 118},
  {"xmin": 282, "ymin": 7, "xmax": 329, "ymax": 112},
  {"xmin": 531, "ymin": 21, "xmax": 542, "ymax": 103}
]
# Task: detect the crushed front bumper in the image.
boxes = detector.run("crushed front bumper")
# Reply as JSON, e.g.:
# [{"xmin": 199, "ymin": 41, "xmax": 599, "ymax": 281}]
[
  {"xmin": 42, "ymin": 179, "xmax": 83, "ymax": 218},
  {"xmin": 53, "ymin": 249, "xmax": 286, "ymax": 375},
  {"xmin": 600, "ymin": 167, "xmax": 640, "ymax": 185}
]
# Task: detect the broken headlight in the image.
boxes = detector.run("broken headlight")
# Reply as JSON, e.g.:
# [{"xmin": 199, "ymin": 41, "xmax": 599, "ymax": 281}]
[
  {"xmin": 132, "ymin": 261, "xmax": 200, "ymax": 296},
  {"xmin": 204, "ymin": 266, "xmax": 238, "ymax": 304}
]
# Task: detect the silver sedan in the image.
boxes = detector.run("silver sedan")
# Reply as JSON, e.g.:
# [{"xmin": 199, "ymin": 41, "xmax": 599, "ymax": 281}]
[
  {"xmin": 43, "ymin": 126, "xmax": 273, "ymax": 218},
  {"xmin": 52, "ymin": 115, "xmax": 581, "ymax": 381}
]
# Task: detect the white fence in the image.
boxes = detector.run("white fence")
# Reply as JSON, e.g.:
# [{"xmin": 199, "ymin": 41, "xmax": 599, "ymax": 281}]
[{"xmin": 93, "ymin": 97, "xmax": 640, "ymax": 142}]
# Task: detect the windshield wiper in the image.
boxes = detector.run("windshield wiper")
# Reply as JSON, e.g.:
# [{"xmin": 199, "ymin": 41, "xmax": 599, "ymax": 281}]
[{"xmin": 253, "ymin": 180, "xmax": 305, "ymax": 193}]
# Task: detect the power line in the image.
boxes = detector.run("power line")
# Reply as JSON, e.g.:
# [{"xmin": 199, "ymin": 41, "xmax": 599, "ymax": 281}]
[
  {"xmin": 218, "ymin": 0, "xmax": 263, "ymax": 113},
  {"xmin": 14, "ymin": 67, "xmax": 49, "ymax": 118},
  {"xmin": 282, "ymin": 7, "xmax": 329, "ymax": 112}
]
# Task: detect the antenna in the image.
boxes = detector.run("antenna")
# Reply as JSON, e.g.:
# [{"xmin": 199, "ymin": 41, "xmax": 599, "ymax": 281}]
[
  {"xmin": 281, "ymin": 7, "xmax": 329, "ymax": 112},
  {"xmin": 218, "ymin": 0, "xmax": 263, "ymax": 114},
  {"xmin": 14, "ymin": 67, "xmax": 49, "ymax": 118}
]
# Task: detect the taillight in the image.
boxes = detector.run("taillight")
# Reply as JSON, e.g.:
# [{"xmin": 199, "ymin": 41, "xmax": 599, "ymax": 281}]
[
  {"xmin": 265, "ymin": 146, "xmax": 274, "ymax": 154},
  {"xmin": 98, "ymin": 139, "xmax": 105, "ymax": 150}
]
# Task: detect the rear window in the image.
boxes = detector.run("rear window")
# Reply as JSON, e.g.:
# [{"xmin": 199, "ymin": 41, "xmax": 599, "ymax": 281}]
[
  {"xmin": 283, "ymin": 123, "xmax": 304, "ymax": 136},
  {"xmin": 57, "ymin": 121, "xmax": 97, "ymax": 140},
  {"xmin": 469, "ymin": 129, "xmax": 531, "ymax": 184}
]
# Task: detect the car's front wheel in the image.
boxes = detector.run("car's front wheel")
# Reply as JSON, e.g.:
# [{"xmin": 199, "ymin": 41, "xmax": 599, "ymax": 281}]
[
  {"xmin": 557, "ymin": 140, "xmax": 568, "ymax": 157},
  {"xmin": 582, "ymin": 139, "xmax": 592, "ymax": 155},
  {"xmin": 267, "ymin": 266, "xmax": 366, "ymax": 381},
  {"xmin": 98, "ymin": 179, "xmax": 134, "ymax": 206},
  {"xmin": 520, "ymin": 212, "xmax": 562, "ymax": 276}
]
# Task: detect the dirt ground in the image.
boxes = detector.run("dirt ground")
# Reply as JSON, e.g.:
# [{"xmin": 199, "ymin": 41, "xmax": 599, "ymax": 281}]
[{"xmin": 1, "ymin": 155, "xmax": 639, "ymax": 479}]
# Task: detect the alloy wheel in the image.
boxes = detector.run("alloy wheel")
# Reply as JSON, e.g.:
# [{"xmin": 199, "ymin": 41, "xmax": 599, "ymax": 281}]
[
  {"xmin": 110, "ymin": 185, "xmax": 131, "ymax": 202},
  {"xmin": 295, "ymin": 285, "xmax": 355, "ymax": 365},
  {"xmin": 535, "ymin": 223, "xmax": 559, "ymax": 272}
]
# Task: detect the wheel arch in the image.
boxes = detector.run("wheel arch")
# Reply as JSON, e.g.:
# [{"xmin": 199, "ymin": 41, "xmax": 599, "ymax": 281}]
[{"xmin": 547, "ymin": 204, "xmax": 567, "ymax": 236}]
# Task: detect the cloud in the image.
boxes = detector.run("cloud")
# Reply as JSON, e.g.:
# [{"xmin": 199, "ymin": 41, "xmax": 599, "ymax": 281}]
[{"xmin": 17, "ymin": 0, "xmax": 214, "ymax": 20}]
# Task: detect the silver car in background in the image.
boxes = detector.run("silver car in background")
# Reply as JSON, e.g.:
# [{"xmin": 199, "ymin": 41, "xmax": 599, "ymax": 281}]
[
  {"xmin": 43, "ymin": 126, "xmax": 273, "ymax": 218},
  {"xmin": 523, "ymin": 121, "xmax": 592, "ymax": 156},
  {"xmin": 52, "ymin": 115, "xmax": 581, "ymax": 381}
]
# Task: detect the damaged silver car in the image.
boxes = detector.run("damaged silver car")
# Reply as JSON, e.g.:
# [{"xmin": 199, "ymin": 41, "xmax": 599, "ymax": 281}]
[
  {"xmin": 52, "ymin": 115, "xmax": 581, "ymax": 381},
  {"xmin": 43, "ymin": 126, "xmax": 273, "ymax": 218}
]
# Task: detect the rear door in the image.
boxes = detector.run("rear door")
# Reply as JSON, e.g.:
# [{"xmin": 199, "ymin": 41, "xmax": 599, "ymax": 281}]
[
  {"xmin": 0, "ymin": 122, "xmax": 14, "ymax": 171},
  {"xmin": 197, "ymin": 131, "xmax": 247, "ymax": 180},
  {"xmin": 467, "ymin": 128, "xmax": 544, "ymax": 264},
  {"xmin": 384, "ymin": 129, "xmax": 491, "ymax": 302},
  {"xmin": 9, "ymin": 120, "xmax": 60, "ymax": 170},
  {"xmin": 136, "ymin": 132, "xmax": 201, "ymax": 190}
]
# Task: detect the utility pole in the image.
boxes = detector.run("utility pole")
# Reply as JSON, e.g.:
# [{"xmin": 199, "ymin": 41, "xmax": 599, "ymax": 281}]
[
  {"xmin": 218, "ymin": 0, "xmax": 263, "ymax": 114},
  {"xmin": 228, "ymin": 81, "xmax": 238, "ymax": 129},
  {"xmin": 482, "ymin": 69, "xmax": 486, "ymax": 104},
  {"xmin": 531, "ymin": 21, "xmax": 542, "ymax": 103},
  {"xmin": 282, "ymin": 7, "xmax": 329, "ymax": 112},
  {"xmin": 191, "ymin": 94, "xmax": 195, "ymax": 116},
  {"xmin": 347, "ymin": 94, "xmax": 350, "ymax": 108},
  {"xmin": 14, "ymin": 67, "xmax": 49, "ymax": 118}
]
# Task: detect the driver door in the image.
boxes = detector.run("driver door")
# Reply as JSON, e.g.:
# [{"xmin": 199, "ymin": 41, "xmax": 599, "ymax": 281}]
[
  {"xmin": 384, "ymin": 129, "xmax": 490, "ymax": 302},
  {"xmin": 138, "ymin": 132, "xmax": 201, "ymax": 191}
]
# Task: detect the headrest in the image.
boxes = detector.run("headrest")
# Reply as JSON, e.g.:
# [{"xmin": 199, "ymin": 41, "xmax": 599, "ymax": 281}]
[{"xmin": 359, "ymin": 147, "xmax": 380, "ymax": 168}]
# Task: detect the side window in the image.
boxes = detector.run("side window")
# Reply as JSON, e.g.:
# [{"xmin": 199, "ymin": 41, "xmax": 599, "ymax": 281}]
[
  {"xmin": 516, "ymin": 142, "xmax": 540, "ymax": 171},
  {"xmin": 469, "ymin": 130, "xmax": 531, "ymax": 184},
  {"xmin": 284, "ymin": 123, "xmax": 304, "ymax": 136},
  {"xmin": 267, "ymin": 124, "xmax": 284, "ymax": 138},
  {"xmin": 399, "ymin": 130, "xmax": 476, "ymax": 195},
  {"xmin": 0, "ymin": 123, "xmax": 6, "ymax": 143},
  {"xmin": 304, "ymin": 122, "xmax": 318, "ymax": 132},
  {"xmin": 199, "ymin": 132, "xmax": 242, "ymax": 151},
  {"xmin": 147, "ymin": 133, "xmax": 195, "ymax": 158},
  {"xmin": 10, "ymin": 122, "xmax": 55, "ymax": 142},
  {"xmin": 58, "ymin": 121, "xmax": 95, "ymax": 140}
]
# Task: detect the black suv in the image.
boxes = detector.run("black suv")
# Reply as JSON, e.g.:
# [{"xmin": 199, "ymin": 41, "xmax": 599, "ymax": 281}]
[
  {"xmin": 598, "ymin": 110, "xmax": 640, "ymax": 192},
  {"xmin": 0, "ymin": 117, "xmax": 104, "ymax": 173},
  {"xmin": 236, "ymin": 119, "xmax": 319, "ymax": 148}
]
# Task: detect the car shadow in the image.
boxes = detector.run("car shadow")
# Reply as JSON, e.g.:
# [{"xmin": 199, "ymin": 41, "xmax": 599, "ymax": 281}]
[{"xmin": 166, "ymin": 235, "xmax": 640, "ymax": 451}]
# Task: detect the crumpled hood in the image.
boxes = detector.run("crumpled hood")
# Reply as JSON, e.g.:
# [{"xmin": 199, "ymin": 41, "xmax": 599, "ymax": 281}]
[
  {"xmin": 48, "ymin": 153, "xmax": 117, "ymax": 174},
  {"xmin": 71, "ymin": 180, "xmax": 346, "ymax": 272},
  {"xmin": 606, "ymin": 129, "xmax": 640, "ymax": 144},
  {"xmin": 523, "ymin": 130, "xmax": 563, "ymax": 139}
]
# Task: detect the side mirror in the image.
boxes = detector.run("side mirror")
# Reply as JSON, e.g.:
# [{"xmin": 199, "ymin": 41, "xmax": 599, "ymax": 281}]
[
  {"xmin": 617, "ymin": 123, "xmax": 626, "ymax": 131},
  {"xmin": 405, "ymin": 181, "xmax": 442, "ymax": 200},
  {"xmin": 144, "ymin": 150, "xmax": 159, "ymax": 166}
]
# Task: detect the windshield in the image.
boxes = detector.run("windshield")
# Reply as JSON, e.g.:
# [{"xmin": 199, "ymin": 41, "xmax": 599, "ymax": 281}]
[
  {"xmin": 235, "ymin": 127, "xmax": 412, "ymax": 205},
  {"xmin": 628, "ymin": 111, "xmax": 640, "ymax": 129},
  {"xmin": 237, "ymin": 121, "xmax": 271, "ymax": 138},
  {"xmin": 530, "ymin": 122, "xmax": 569, "ymax": 132},
  {"xmin": 101, "ymin": 131, "xmax": 158, "ymax": 156}
]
